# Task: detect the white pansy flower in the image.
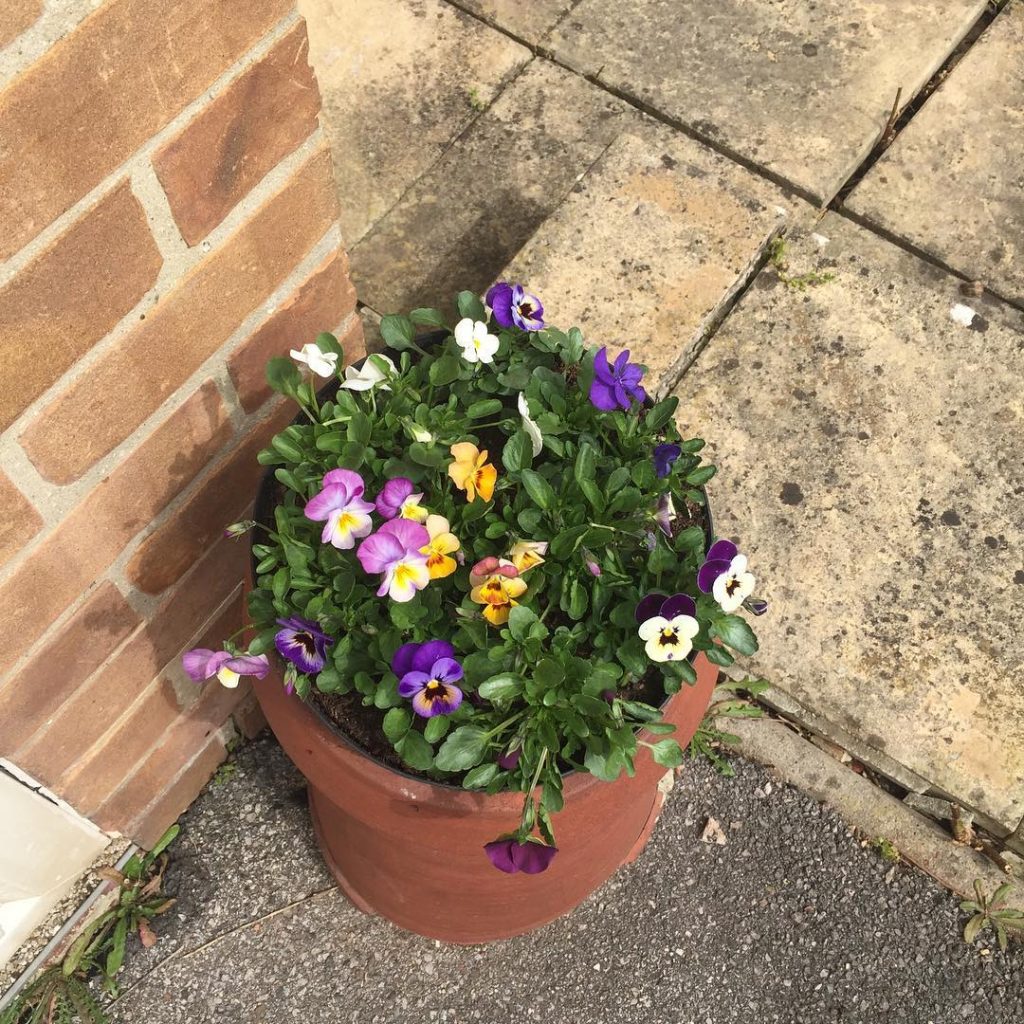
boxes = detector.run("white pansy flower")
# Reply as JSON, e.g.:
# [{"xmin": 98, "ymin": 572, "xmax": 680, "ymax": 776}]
[
  {"xmin": 713, "ymin": 554, "xmax": 756, "ymax": 613},
  {"xmin": 517, "ymin": 393, "xmax": 543, "ymax": 457},
  {"xmin": 342, "ymin": 353, "xmax": 396, "ymax": 392},
  {"xmin": 454, "ymin": 317, "xmax": 499, "ymax": 365},
  {"xmin": 290, "ymin": 343, "xmax": 338, "ymax": 378},
  {"xmin": 637, "ymin": 614, "xmax": 699, "ymax": 663}
]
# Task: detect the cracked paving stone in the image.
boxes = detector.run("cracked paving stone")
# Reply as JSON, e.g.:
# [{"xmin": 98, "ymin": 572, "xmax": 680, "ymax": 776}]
[
  {"xmin": 674, "ymin": 214, "xmax": 1024, "ymax": 831},
  {"xmin": 848, "ymin": 1, "xmax": 1024, "ymax": 307},
  {"xmin": 548, "ymin": 0, "xmax": 989, "ymax": 204}
]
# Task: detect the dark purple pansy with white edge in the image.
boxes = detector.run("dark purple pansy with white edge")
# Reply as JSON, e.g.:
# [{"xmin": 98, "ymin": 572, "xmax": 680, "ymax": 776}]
[
  {"xmin": 698, "ymin": 539, "xmax": 762, "ymax": 614},
  {"xmin": 485, "ymin": 281, "xmax": 545, "ymax": 332},
  {"xmin": 635, "ymin": 592, "xmax": 699, "ymax": 663},
  {"xmin": 275, "ymin": 616, "xmax": 333, "ymax": 674},
  {"xmin": 393, "ymin": 640, "xmax": 464, "ymax": 718}
]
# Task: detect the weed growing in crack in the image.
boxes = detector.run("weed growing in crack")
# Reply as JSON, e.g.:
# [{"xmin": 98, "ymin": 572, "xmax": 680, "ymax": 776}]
[
  {"xmin": 768, "ymin": 237, "xmax": 836, "ymax": 291},
  {"xmin": 687, "ymin": 678, "xmax": 769, "ymax": 777},
  {"xmin": 961, "ymin": 880, "xmax": 1024, "ymax": 952}
]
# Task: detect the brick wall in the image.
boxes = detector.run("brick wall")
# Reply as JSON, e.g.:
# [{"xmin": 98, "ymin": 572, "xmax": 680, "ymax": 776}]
[{"xmin": 0, "ymin": 0, "xmax": 363, "ymax": 847}]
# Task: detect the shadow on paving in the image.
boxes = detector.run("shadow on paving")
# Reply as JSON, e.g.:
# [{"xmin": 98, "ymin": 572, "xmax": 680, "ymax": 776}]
[{"xmin": 108, "ymin": 734, "xmax": 1023, "ymax": 1024}]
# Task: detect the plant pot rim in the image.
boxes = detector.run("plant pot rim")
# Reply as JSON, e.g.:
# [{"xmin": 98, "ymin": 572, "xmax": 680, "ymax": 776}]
[{"xmin": 249, "ymin": 340, "xmax": 716, "ymax": 792}]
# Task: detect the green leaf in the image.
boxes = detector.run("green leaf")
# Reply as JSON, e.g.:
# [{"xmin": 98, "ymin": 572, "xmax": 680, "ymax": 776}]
[
  {"xmin": 429, "ymin": 353, "xmax": 461, "ymax": 386},
  {"xmin": 315, "ymin": 331, "xmax": 343, "ymax": 359},
  {"xmin": 266, "ymin": 356, "xmax": 301, "ymax": 396},
  {"xmin": 463, "ymin": 763, "xmax": 499, "ymax": 789},
  {"xmin": 457, "ymin": 290, "xmax": 486, "ymax": 321},
  {"xmin": 396, "ymin": 730, "xmax": 435, "ymax": 771},
  {"xmin": 383, "ymin": 707, "xmax": 412, "ymax": 743},
  {"xmin": 270, "ymin": 432, "xmax": 304, "ymax": 463},
  {"xmin": 649, "ymin": 738, "xmax": 685, "ymax": 767},
  {"xmin": 686, "ymin": 464, "xmax": 717, "ymax": 487},
  {"xmin": 704, "ymin": 645, "xmax": 735, "ymax": 667},
  {"xmin": 507, "ymin": 604, "xmax": 538, "ymax": 642},
  {"xmin": 550, "ymin": 524, "xmax": 590, "ymax": 559},
  {"xmin": 409, "ymin": 307, "xmax": 447, "ymax": 329},
  {"xmin": 584, "ymin": 747, "xmax": 625, "ymax": 782},
  {"xmin": 380, "ymin": 314, "xmax": 415, "ymax": 351},
  {"xmin": 105, "ymin": 916, "xmax": 128, "ymax": 979},
  {"xmin": 520, "ymin": 468, "xmax": 556, "ymax": 510},
  {"xmin": 467, "ymin": 398, "xmax": 503, "ymax": 419},
  {"xmin": 645, "ymin": 396, "xmax": 679, "ymax": 431},
  {"xmin": 424, "ymin": 715, "xmax": 451, "ymax": 743},
  {"xmin": 478, "ymin": 672, "xmax": 525, "ymax": 701},
  {"xmin": 617, "ymin": 700, "xmax": 662, "ymax": 723},
  {"xmin": 434, "ymin": 726, "xmax": 489, "ymax": 772},
  {"xmin": 710, "ymin": 616, "xmax": 759, "ymax": 656},
  {"xmin": 502, "ymin": 430, "xmax": 533, "ymax": 473},
  {"xmin": 373, "ymin": 674, "xmax": 402, "ymax": 709},
  {"xmin": 574, "ymin": 443, "xmax": 597, "ymax": 488},
  {"xmin": 567, "ymin": 579, "xmax": 588, "ymax": 620}
]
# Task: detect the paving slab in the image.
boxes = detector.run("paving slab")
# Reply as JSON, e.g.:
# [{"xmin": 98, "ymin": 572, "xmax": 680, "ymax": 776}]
[
  {"xmin": 505, "ymin": 121, "xmax": 796, "ymax": 392},
  {"xmin": 107, "ymin": 736, "xmax": 1024, "ymax": 1024},
  {"xmin": 351, "ymin": 59, "xmax": 630, "ymax": 313},
  {"xmin": 547, "ymin": 0, "xmax": 989, "ymax": 204},
  {"xmin": 299, "ymin": 0, "xmax": 531, "ymax": 246},
  {"xmin": 674, "ymin": 215, "xmax": 1024, "ymax": 830},
  {"xmin": 848, "ymin": 1, "xmax": 1024, "ymax": 307},
  {"xmin": 452, "ymin": 0, "xmax": 573, "ymax": 44}
]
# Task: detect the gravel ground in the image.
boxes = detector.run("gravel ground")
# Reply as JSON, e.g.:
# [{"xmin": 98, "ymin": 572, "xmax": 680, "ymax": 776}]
[{"xmin": 105, "ymin": 734, "xmax": 1023, "ymax": 1024}]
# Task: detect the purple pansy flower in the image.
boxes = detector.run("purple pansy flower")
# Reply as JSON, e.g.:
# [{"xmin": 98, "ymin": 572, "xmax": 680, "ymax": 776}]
[
  {"xmin": 375, "ymin": 477, "xmax": 428, "ymax": 522},
  {"xmin": 275, "ymin": 616, "xmax": 333, "ymax": 674},
  {"xmin": 485, "ymin": 281, "xmax": 545, "ymax": 332},
  {"xmin": 635, "ymin": 592, "xmax": 699, "ymax": 663},
  {"xmin": 304, "ymin": 469, "xmax": 375, "ymax": 550},
  {"xmin": 357, "ymin": 520, "xmax": 431, "ymax": 602},
  {"xmin": 589, "ymin": 347, "xmax": 647, "ymax": 411},
  {"xmin": 653, "ymin": 442, "xmax": 681, "ymax": 478},
  {"xmin": 393, "ymin": 641, "xmax": 464, "ymax": 718},
  {"xmin": 698, "ymin": 539, "xmax": 758, "ymax": 614},
  {"xmin": 182, "ymin": 648, "xmax": 269, "ymax": 689},
  {"xmin": 484, "ymin": 837, "xmax": 558, "ymax": 874}
]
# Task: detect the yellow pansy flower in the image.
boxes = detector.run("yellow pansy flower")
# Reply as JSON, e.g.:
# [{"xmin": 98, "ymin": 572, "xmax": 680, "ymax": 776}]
[
  {"xmin": 420, "ymin": 514, "xmax": 460, "ymax": 580},
  {"xmin": 448, "ymin": 442, "xmax": 497, "ymax": 503}
]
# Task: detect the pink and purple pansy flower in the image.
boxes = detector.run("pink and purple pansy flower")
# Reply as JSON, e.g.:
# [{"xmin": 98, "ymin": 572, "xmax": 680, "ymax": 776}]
[
  {"xmin": 275, "ymin": 616, "xmax": 333, "ymax": 674},
  {"xmin": 392, "ymin": 640, "xmax": 463, "ymax": 717},
  {"xmin": 375, "ymin": 477, "xmax": 428, "ymax": 522},
  {"xmin": 698, "ymin": 539, "xmax": 761, "ymax": 614},
  {"xmin": 635, "ymin": 592, "xmax": 700, "ymax": 663},
  {"xmin": 484, "ymin": 836, "xmax": 558, "ymax": 874},
  {"xmin": 356, "ymin": 520, "xmax": 431, "ymax": 602},
  {"xmin": 304, "ymin": 469, "xmax": 375, "ymax": 550},
  {"xmin": 653, "ymin": 442, "xmax": 681, "ymax": 478},
  {"xmin": 589, "ymin": 347, "xmax": 647, "ymax": 412},
  {"xmin": 485, "ymin": 281, "xmax": 545, "ymax": 332},
  {"xmin": 182, "ymin": 648, "xmax": 269, "ymax": 689}
]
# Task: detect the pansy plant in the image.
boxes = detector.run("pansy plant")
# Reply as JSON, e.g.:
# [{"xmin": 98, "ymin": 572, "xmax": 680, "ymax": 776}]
[{"xmin": 186, "ymin": 285, "xmax": 763, "ymax": 873}]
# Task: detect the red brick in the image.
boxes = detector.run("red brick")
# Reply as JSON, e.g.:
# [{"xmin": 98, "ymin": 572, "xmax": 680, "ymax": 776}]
[
  {"xmin": 228, "ymin": 250, "xmax": 360, "ymax": 412},
  {"xmin": 127, "ymin": 399, "xmax": 294, "ymax": 594},
  {"xmin": 0, "ymin": 0, "xmax": 43, "ymax": 49},
  {"xmin": 232, "ymin": 692, "xmax": 268, "ymax": 740},
  {"xmin": 95, "ymin": 681, "xmax": 245, "ymax": 840},
  {"xmin": 0, "ymin": 471, "xmax": 42, "ymax": 569},
  {"xmin": 124, "ymin": 728, "xmax": 229, "ymax": 849},
  {"xmin": 153, "ymin": 23, "xmax": 321, "ymax": 245},
  {"xmin": 0, "ymin": 0, "xmax": 293, "ymax": 261},
  {"xmin": 20, "ymin": 146, "xmax": 339, "ymax": 484},
  {"xmin": 14, "ymin": 535, "xmax": 246, "ymax": 784},
  {"xmin": 0, "ymin": 382, "xmax": 232, "ymax": 667},
  {"xmin": 0, "ymin": 583, "xmax": 140, "ymax": 757},
  {"xmin": 0, "ymin": 182, "xmax": 161, "ymax": 432},
  {"xmin": 57, "ymin": 677, "xmax": 180, "ymax": 814}
]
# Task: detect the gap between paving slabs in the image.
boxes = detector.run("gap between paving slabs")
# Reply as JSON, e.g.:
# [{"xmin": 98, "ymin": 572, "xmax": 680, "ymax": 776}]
[{"xmin": 714, "ymin": 701, "xmax": 1024, "ymax": 926}]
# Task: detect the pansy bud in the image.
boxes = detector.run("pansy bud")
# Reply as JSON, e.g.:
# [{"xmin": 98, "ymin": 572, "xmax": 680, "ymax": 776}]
[
  {"xmin": 224, "ymin": 520, "xmax": 255, "ymax": 539},
  {"xmin": 582, "ymin": 549, "xmax": 602, "ymax": 577},
  {"xmin": 743, "ymin": 596, "xmax": 769, "ymax": 616},
  {"xmin": 283, "ymin": 663, "xmax": 299, "ymax": 696},
  {"xmin": 403, "ymin": 418, "xmax": 434, "ymax": 444}
]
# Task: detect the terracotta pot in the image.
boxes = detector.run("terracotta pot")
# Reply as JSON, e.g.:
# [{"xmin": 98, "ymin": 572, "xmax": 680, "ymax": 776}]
[
  {"xmin": 250, "ymin": 634, "xmax": 717, "ymax": 943},
  {"xmin": 248, "ymin": 345, "xmax": 719, "ymax": 942}
]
